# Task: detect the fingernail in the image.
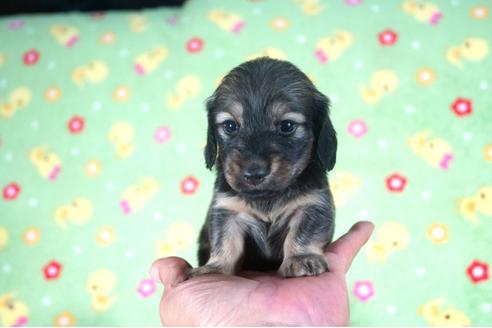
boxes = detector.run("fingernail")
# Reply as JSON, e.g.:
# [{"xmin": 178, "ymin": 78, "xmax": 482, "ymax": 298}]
[{"xmin": 150, "ymin": 265, "xmax": 161, "ymax": 283}]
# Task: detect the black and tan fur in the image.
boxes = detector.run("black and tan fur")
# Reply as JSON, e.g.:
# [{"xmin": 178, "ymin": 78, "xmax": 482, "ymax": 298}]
[{"xmin": 193, "ymin": 57, "xmax": 337, "ymax": 278}]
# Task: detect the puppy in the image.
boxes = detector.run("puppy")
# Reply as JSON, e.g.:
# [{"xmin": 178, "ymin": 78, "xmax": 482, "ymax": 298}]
[{"xmin": 193, "ymin": 57, "xmax": 337, "ymax": 278}]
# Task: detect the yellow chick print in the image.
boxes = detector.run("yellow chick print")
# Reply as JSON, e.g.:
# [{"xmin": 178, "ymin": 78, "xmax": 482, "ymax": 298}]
[
  {"xmin": 402, "ymin": 0, "xmax": 443, "ymax": 25},
  {"xmin": 50, "ymin": 25, "xmax": 79, "ymax": 47},
  {"xmin": 0, "ymin": 293, "xmax": 29, "ymax": 327},
  {"xmin": 165, "ymin": 223, "xmax": 195, "ymax": 249},
  {"xmin": 368, "ymin": 221, "xmax": 410, "ymax": 263},
  {"xmin": 129, "ymin": 15, "xmax": 147, "ymax": 33},
  {"xmin": 0, "ymin": 226, "xmax": 8, "ymax": 251},
  {"xmin": 72, "ymin": 60, "xmax": 109, "ymax": 86},
  {"xmin": 155, "ymin": 240, "xmax": 176, "ymax": 258},
  {"xmin": 86, "ymin": 269, "xmax": 117, "ymax": 312},
  {"xmin": 29, "ymin": 146, "xmax": 62, "ymax": 181},
  {"xmin": 361, "ymin": 70, "xmax": 399, "ymax": 105},
  {"xmin": 329, "ymin": 171, "xmax": 362, "ymax": 207},
  {"xmin": 134, "ymin": 46, "xmax": 168, "ymax": 76},
  {"xmin": 108, "ymin": 122, "xmax": 135, "ymax": 159},
  {"xmin": 408, "ymin": 131, "xmax": 454, "ymax": 170},
  {"xmin": 246, "ymin": 48, "xmax": 287, "ymax": 61},
  {"xmin": 458, "ymin": 186, "xmax": 492, "ymax": 224},
  {"xmin": 1, "ymin": 86, "xmax": 32, "ymax": 119},
  {"xmin": 155, "ymin": 222, "xmax": 195, "ymax": 258},
  {"xmin": 208, "ymin": 9, "xmax": 245, "ymax": 33},
  {"xmin": 166, "ymin": 75, "xmax": 202, "ymax": 110},
  {"xmin": 294, "ymin": 0, "xmax": 324, "ymax": 15},
  {"xmin": 418, "ymin": 298, "xmax": 471, "ymax": 326},
  {"xmin": 120, "ymin": 177, "xmax": 159, "ymax": 215},
  {"xmin": 315, "ymin": 31, "xmax": 353, "ymax": 64},
  {"xmin": 446, "ymin": 37, "xmax": 489, "ymax": 68},
  {"xmin": 0, "ymin": 52, "xmax": 5, "ymax": 66},
  {"xmin": 54, "ymin": 198, "xmax": 93, "ymax": 228}
]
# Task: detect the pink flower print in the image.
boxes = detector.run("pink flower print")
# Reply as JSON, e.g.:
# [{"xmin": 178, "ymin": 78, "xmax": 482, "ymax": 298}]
[
  {"xmin": 353, "ymin": 280, "xmax": 374, "ymax": 302},
  {"xmin": 9, "ymin": 19, "xmax": 24, "ymax": 30},
  {"xmin": 137, "ymin": 279, "xmax": 156, "ymax": 298},
  {"xmin": 347, "ymin": 119, "xmax": 368, "ymax": 138},
  {"xmin": 345, "ymin": 0, "xmax": 363, "ymax": 5},
  {"xmin": 154, "ymin": 126, "xmax": 171, "ymax": 144}
]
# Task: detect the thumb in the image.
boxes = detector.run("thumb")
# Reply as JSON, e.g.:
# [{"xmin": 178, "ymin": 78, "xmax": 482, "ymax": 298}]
[
  {"xmin": 327, "ymin": 221, "xmax": 374, "ymax": 273},
  {"xmin": 150, "ymin": 256, "xmax": 192, "ymax": 290}
]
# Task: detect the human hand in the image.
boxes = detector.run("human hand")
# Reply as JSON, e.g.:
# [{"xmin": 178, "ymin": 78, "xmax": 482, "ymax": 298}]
[{"xmin": 150, "ymin": 221, "xmax": 374, "ymax": 326}]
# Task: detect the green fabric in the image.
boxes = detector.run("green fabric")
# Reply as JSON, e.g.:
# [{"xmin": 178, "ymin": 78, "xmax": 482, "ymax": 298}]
[{"xmin": 1, "ymin": 0, "xmax": 491, "ymax": 326}]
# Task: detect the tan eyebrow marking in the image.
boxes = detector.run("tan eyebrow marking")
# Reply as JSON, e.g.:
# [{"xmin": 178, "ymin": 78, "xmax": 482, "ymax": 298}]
[
  {"xmin": 215, "ymin": 102, "xmax": 244, "ymax": 126},
  {"xmin": 229, "ymin": 102, "xmax": 243, "ymax": 117},
  {"xmin": 215, "ymin": 112, "xmax": 234, "ymax": 124},
  {"xmin": 230, "ymin": 102, "xmax": 243, "ymax": 126},
  {"xmin": 281, "ymin": 112, "xmax": 306, "ymax": 123}
]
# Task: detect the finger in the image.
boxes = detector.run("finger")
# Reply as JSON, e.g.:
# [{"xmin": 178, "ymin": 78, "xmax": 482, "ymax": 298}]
[
  {"xmin": 150, "ymin": 256, "xmax": 193, "ymax": 290},
  {"xmin": 326, "ymin": 221, "xmax": 374, "ymax": 273}
]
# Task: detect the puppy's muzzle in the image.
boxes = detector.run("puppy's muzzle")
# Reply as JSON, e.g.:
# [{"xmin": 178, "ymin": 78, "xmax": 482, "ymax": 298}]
[{"xmin": 242, "ymin": 160, "xmax": 270, "ymax": 186}]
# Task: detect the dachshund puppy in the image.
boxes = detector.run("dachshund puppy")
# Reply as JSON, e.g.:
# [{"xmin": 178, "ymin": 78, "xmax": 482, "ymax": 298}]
[{"xmin": 193, "ymin": 57, "xmax": 337, "ymax": 278}]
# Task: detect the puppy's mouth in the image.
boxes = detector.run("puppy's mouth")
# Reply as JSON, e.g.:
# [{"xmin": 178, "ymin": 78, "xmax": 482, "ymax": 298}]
[
  {"xmin": 223, "ymin": 155, "xmax": 306, "ymax": 197},
  {"xmin": 224, "ymin": 170, "xmax": 295, "ymax": 198},
  {"xmin": 239, "ymin": 189, "xmax": 277, "ymax": 199}
]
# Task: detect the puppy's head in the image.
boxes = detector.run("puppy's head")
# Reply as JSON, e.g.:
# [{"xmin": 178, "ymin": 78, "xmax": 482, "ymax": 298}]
[{"xmin": 205, "ymin": 57, "xmax": 337, "ymax": 197}]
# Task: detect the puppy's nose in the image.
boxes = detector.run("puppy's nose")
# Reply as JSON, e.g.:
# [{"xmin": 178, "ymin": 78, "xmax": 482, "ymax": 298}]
[{"xmin": 242, "ymin": 162, "xmax": 269, "ymax": 186}]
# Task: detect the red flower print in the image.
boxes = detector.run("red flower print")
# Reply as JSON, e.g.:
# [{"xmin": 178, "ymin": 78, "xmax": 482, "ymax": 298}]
[
  {"xmin": 385, "ymin": 173, "xmax": 407, "ymax": 192},
  {"xmin": 181, "ymin": 176, "xmax": 200, "ymax": 195},
  {"xmin": 3, "ymin": 182, "xmax": 21, "ymax": 201},
  {"xmin": 23, "ymin": 49, "xmax": 40, "ymax": 66},
  {"xmin": 378, "ymin": 30, "xmax": 398, "ymax": 46},
  {"xmin": 186, "ymin": 37, "xmax": 204, "ymax": 53},
  {"xmin": 451, "ymin": 98, "xmax": 473, "ymax": 117},
  {"xmin": 466, "ymin": 260, "xmax": 489, "ymax": 283},
  {"xmin": 67, "ymin": 116, "xmax": 85, "ymax": 134},
  {"xmin": 43, "ymin": 260, "xmax": 62, "ymax": 280}
]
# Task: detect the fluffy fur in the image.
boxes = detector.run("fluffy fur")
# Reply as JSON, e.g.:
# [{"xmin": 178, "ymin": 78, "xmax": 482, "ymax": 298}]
[{"xmin": 193, "ymin": 57, "xmax": 337, "ymax": 278}]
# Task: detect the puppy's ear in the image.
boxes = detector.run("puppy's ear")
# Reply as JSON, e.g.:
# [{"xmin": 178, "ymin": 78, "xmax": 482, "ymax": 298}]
[
  {"xmin": 314, "ymin": 91, "xmax": 337, "ymax": 171},
  {"xmin": 204, "ymin": 98, "xmax": 217, "ymax": 169}
]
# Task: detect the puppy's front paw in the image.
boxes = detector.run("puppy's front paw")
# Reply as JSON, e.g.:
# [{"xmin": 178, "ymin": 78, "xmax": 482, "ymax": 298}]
[
  {"xmin": 278, "ymin": 254, "xmax": 329, "ymax": 278},
  {"xmin": 188, "ymin": 264, "xmax": 232, "ymax": 278}
]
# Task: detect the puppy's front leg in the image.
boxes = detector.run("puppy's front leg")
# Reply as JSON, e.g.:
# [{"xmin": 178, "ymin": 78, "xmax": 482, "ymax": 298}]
[
  {"xmin": 190, "ymin": 210, "xmax": 245, "ymax": 277},
  {"xmin": 279, "ymin": 205, "xmax": 334, "ymax": 278}
]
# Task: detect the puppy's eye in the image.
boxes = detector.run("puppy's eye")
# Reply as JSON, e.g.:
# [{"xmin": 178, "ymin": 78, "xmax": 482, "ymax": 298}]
[
  {"xmin": 278, "ymin": 120, "xmax": 297, "ymax": 135},
  {"xmin": 223, "ymin": 120, "xmax": 239, "ymax": 135}
]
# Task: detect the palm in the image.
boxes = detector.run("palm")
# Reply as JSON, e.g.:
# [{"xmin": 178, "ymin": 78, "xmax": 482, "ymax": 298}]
[{"xmin": 151, "ymin": 222, "xmax": 373, "ymax": 326}]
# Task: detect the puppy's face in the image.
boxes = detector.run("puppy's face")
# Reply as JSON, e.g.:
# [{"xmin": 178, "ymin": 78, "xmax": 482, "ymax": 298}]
[{"xmin": 205, "ymin": 58, "xmax": 337, "ymax": 197}]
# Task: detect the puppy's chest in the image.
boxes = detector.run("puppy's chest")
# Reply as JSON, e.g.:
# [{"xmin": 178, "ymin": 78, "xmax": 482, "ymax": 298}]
[{"xmin": 238, "ymin": 203, "xmax": 298, "ymax": 257}]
